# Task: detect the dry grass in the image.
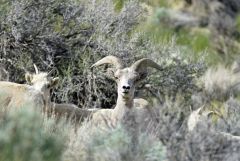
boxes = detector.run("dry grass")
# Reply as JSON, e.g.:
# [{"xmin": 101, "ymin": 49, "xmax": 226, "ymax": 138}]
[{"xmin": 200, "ymin": 64, "xmax": 240, "ymax": 100}]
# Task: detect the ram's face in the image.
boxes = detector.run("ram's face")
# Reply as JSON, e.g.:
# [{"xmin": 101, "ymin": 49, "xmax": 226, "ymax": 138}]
[
  {"xmin": 91, "ymin": 56, "xmax": 162, "ymax": 102},
  {"xmin": 114, "ymin": 68, "xmax": 140, "ymax": 100}
]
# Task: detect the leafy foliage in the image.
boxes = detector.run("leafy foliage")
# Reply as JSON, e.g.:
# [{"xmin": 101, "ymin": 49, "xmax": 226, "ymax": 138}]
[
  {"xmin": 63, "ymin": 124, "xmax": 166, "ymax": 161},
  {"xmin": 0, "ymin": 0, "xmax": 203, "ymax": 108}
]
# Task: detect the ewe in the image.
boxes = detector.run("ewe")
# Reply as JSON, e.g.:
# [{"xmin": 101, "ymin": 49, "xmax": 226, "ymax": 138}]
[
  {"xmin": 0, "ymin": 67, "xmax": 58, "ymax": 112},
  {"xmin": 25, "ymin": 65, "xmax": 59, "ymax": 111},
  {"xmin": 187, "ymin": 107, "xmax": 214, "ymax": 131},
  {"xmin": 27, "ymin": 65, "xmax": 97, "ymax": 122},
  {"xmin": 187, "ymin": 63, "xmax": 240, "ymax": 141},
  {"xmin": 91, "ymin": 55, "xmax": 161, "ymax": 128}
]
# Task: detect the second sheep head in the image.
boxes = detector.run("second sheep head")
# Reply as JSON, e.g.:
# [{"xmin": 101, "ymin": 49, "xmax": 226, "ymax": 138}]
[{"xmin": 91, "ymin": 55, "xmax": 162, "ymax": 102}]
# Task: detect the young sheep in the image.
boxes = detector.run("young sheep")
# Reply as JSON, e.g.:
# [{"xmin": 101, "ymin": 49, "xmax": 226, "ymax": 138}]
[
  {"xmin": 187, "ymin": 106, "xmax": 214, "ymax": 131},
  {"xmin": 188, "ymin": 62, "xmax": 240, "ymax": 132},
  {"xmin": 187, "ymin": 107, "xmax": 240, "ymax": 140},
  {"xmin": 0, "ymin": 67, "xmax": 58, "ymax": 113},
  {"xmin": 25, "ymin": 65, "xmax": 59, "ymax": 111},
  {"xmin": 91, "ymin": 55, "xmax": 162, "ymax": 128},
  {"xmin": 26, "ymin": 65, "xmax": 97, "ymax": 122}
]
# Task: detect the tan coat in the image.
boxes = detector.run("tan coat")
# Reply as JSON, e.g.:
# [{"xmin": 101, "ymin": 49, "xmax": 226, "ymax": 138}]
[
  {"xmin": 46, "ymin": 102, "xmax": 98, "ymax": 122},
  {"xmin": 0, "ymin": 81, "xmax": 44, "ymax": 111}
]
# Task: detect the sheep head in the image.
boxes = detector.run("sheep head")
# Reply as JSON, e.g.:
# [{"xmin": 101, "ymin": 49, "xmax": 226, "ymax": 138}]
[
  {"xmin": 25, "ymin": 65, "xmax": 59, "ymax": 97},
  {"xmin": 91, "ymin": 56, "xmax": 162, "ymax": 101}
]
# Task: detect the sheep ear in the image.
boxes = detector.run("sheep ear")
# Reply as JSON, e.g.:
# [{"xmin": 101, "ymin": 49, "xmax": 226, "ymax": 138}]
[
  {"xmin": 25, "ymin": 73, "xmax": 33, "ymax": 83},
  {"xmin": 49, "ymin": 77, "xmax": 59, "ymax": 88}
]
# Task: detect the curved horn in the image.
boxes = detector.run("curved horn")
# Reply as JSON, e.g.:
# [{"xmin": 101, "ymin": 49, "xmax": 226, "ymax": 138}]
[
  {"xmin": 91, "ymin": 55, "xmax": 123, "ymax": 69},
  {"xmin": 48, "ymin": 67, "xmax": 57, "ymax": 76},
  {"xmin": 33, "ymin": 64, "xmax": 39, "ymax": 74},
  {"xmin": 131, "ymin": 58, "xmax": 162, "ymax": 72}
]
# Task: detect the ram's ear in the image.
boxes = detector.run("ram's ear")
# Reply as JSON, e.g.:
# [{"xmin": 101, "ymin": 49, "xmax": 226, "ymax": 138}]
[
  {"xmin": 49, "ymin": 77, "xmax": 59, "ymax": 88},
  {"xmin": 25, "ymin": 73, "xmax": 33, "ymax": 84}
]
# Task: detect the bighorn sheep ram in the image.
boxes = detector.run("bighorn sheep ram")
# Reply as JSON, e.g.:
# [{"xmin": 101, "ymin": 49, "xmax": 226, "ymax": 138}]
[
  {"xmin": 91, "ymin": 55, "xmax": 161, "ymax": 128},
  {"xmin": 26, "ymin": 65, "xmax": 97, "ymax": 122}
]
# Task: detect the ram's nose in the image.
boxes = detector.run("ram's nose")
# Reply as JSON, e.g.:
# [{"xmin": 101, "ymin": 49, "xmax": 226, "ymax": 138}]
[{"xmin": 122, "ymin": 85, "xmax": 130, "ymax": 90}]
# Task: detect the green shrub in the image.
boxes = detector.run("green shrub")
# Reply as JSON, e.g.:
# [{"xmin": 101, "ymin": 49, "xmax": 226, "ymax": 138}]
[
  {"xmin": 0, "ymin": 107, "xmax": 65, "ymax": 161},
  {"xmin": 64, "ymin": 124, "xmax": 166, "ymax": 161}
]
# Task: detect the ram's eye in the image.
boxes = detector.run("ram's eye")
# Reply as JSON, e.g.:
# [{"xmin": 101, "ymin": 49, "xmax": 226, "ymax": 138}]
[
  {"xmin": 114, "ymin": 75, "xmax": 119, "ymax": 80},
  {"xmin": 135, "ymin": 77, "xmax": 141, "ymax": 83},
  {"xmin": 46, "ymin": 83, "xmax": 51, "ymax": 89}
]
